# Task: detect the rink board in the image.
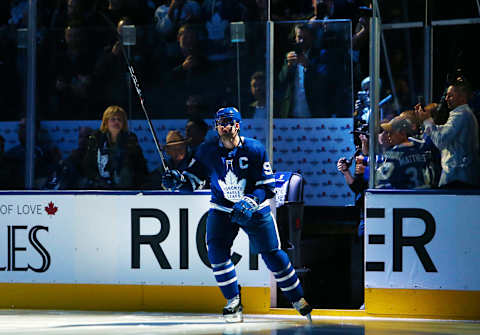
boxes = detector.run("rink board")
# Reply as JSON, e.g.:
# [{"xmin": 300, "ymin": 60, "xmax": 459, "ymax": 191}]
[
  {"xmin": 365, "ymin": 190, "xmax": 480, "ymax": 319},
  {"xmin": 0, "ymin": 283, "xmax": 270, "ymax": 313},
  {"xmin": 0, "ymin": 191, "xmax": 271, "ymax": 312}
]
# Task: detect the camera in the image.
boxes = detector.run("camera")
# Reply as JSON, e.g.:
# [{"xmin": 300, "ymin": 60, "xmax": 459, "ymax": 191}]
[
  {"xmin": 351, "ymin": 123, "xmax": 369, "ymax": 137},
  {"xmin": 356, "ymin": 91, "xmax": 370, "ymax": 112},
  {"xmin": 351, "ymin": 122, "xmax": 369, "ymax": 147},
  {"xmin": 357, "ymin": 90, "xmax": 369, "ymax": 103},
  {"xmin": 337, "ymin": 147, "xmax": 363, "ymax": 173},
  {"xmin": 339, "ymin": 157, "xmax": 353, "ymax": 168},
  {"xmin": 432, "ymin": 89, "xmax": 450, "ymax": 125}
]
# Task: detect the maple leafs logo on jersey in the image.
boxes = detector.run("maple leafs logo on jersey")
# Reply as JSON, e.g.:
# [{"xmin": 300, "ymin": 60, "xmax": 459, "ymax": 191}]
[
  {"xmin": 45, "ymin": 201, "xmax": 58, "ymax": 215},
  {"xmin": 218, "ymin": 170, "xmax": 246, "ymax": 203}
]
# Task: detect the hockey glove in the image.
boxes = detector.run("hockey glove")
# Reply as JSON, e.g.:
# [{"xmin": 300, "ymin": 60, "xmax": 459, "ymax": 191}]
[
  {"xmin": 161, "ymin": 169, "xmax": 186, "ymax": 190},
  {"xmin": 231, "ymin": 195, "xmax": 259, "ymax": 226}
]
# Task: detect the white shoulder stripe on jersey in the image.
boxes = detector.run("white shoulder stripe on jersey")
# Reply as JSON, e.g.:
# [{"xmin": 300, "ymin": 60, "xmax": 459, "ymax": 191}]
[{"xmin": 255, "ymin": 178, "xmax": 275, "ymax": 186}]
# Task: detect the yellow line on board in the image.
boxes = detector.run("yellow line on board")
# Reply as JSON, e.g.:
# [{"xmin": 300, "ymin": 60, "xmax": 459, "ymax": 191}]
[
  {"xmin": 0, "ymin": 283, "xmax": 270, "ymax": 313},
  {"xmin": 365, "ymin": 288, "xmax": 480, "ymax": 320},
  {"xmin": 2, "ymin": 284, "xmax": 480, "ymax": 320}
]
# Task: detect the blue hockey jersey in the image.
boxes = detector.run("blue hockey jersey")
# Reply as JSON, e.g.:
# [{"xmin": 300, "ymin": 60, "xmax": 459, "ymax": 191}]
[
  {"xmin": 184, "ymin": 136, "xmax": 276, "ymax": 213},
  {"xmin": 375, "ymin": 140, "xmax": 436, "ymax": 189}
]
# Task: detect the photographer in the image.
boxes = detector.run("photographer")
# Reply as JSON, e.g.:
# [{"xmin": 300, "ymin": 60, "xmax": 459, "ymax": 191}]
[
  {"xmin": 354, "ymin": 76, "xmax": 395, "ymax": 127},
  {"xmin": 351, "ymin": 126, "xmax": 369, "ymax": 156},
  {"xmin": 416, "ymin": 79, "xmax": 480, "ymax": 189},
  {"xmin": 278, "ymin": 23, "xmax": 331, "ymax": 118},
  {"xmin": 337, "ymin": 148, "xmax": 368, "ymax": 238},
  {"xmin": 353, "ymin": 77, "xmax": 373, "ymax": 128},
  {"xmin": 337, "ymin": 120, "xmax": 399, "ymax": 222}
]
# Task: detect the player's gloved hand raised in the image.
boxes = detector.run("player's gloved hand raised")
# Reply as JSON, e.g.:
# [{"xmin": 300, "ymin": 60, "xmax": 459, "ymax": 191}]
[
  {"xmin": 161, "ymin": 169, "xmax": 186, "ymax": 190},
  {"xmin": 231, "ymin": 195, "xmax": 259, "ymax": 226}
]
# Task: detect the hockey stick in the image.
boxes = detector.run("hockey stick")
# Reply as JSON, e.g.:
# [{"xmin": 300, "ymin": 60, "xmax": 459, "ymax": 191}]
[{"xmin": 98, "ymin": 12, "xmax": 169, "ymax": 172}]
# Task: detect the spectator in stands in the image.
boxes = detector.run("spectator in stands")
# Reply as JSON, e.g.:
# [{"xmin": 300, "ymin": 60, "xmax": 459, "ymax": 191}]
[
  {"xmin": 201, "ymin": 0, "xmax": 248, "ymax": 61},
  {"xmin": 398, "ymin": 109, "xmax": 421, "ymax": 135},
  {"xmin": 1, "ymin": 116, "xmax": 60, "ymax": 189},
  {"xmin": 154, "ymin": 0, "xmax": 201, "ymax": 38},
  {"xmin": 186, "ymin": 118, "xmax": 209, "ymax": 154},
  {"xmin": 164, "ymin": 25, "xmax": 219, "ymax": 117},
  {"xmin": 172, "ymin": 24, "xmax": 208, "ymax": 75},
  {"xmin": 164, "ymin": 130, "xmax": 193, "ymax": 170},
  {"xmin": 153, "ymin": 0, "xmax": 202, "ymax": 62},
  {"xmin": 185, "ymin": 94, "xmax": 213, "ymax": 119},
  {"xmin": 92, "ymin": 16, "xmax": 146, "ymax": 115},
  {"xmin": 416, "ymin": 79, "xmax": 480, "ymax": 188},
  {"xmin": 398, "ymin": 107, "xmax": 442, "ymax": 186},
  {"xmin": 306, "ymin": 0, "xmax": 370, "ymax": 93},
  {"xmin": 6, "ymin": 0, "xmax": 28, "ymax": 28},
  {"xmin": 244, "ymin": 71, "xmax": 266, "ymax": 119},
  {"xmin": 104, "ymin": 0, "xmax": 154, "ymax": 26},
  {"xmin": 49, "ymin": 0, "xmax": 104, "ymax": 30},
  {"xmin": 146, "ymin": 129, "xmax": 196, "ymax": 189},
  {"xmin": 251, "ymin": 0, "xmax": 268, "ymax": 21},
  {"xmin": 45, "ymin": 126, "xmax": 95, "ymax": 189},
  {"xmin": 83, "ymin": 105, "xmax": 148, "ymax": 189},
  {"xmin": 269, "ymin": 0, "xmax": 294, "ymax": 21},
  {"xmin": 375, "ymin": 116, "xmax": 436, "ymax": 189},
  {"xmin": 49, "ymin": 24, "xmax": 96, "ymax": 119},
  {"xmin": 45, "ymin": 0, "xmax": 107, "ymax": 66},
  {"xmin": 277, "ymin": 23, "xmax": 331, "ymax": 118}
]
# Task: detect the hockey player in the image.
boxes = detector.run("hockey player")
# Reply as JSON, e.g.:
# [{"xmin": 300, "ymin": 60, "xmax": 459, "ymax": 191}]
[{"xmin": 162, "ymin": 107, "xmax": 312, "ymax": 323}]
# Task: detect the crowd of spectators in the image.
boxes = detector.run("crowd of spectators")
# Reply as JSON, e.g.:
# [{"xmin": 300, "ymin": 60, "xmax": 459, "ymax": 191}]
[
  {"xmin": 0, "ymin": 0, "xmax": 372, "ymax": 122},
  {"xmin": 0, "ymin": 105, "xmax": 211, "ymax": 190},
  {"xmin": 337, "ymin": 77, "xmax": 480, "ymax": 225},
  {"xmin": 1, "ymin": 0, "xmax": 480, "ymax": 192}
]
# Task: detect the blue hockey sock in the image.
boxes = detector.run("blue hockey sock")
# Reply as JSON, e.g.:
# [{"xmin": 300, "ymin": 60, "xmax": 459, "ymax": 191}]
[
  {"xmin": 211, "ymin": 259, "xmax": 239, "ymax": 300},
  {"xmin": 262, "ymin": 250, "xmax": 304, "ymax": 303}
]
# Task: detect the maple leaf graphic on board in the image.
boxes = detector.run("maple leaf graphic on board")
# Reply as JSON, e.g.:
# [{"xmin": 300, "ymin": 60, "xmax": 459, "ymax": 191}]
[{"xmin": 45, "ymin": 201, "xmax": 58, "ymax": 215}]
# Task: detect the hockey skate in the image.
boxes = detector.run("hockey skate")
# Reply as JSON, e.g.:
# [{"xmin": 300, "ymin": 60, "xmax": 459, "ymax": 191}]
[
  {"xmin": 223, "ymin": 295, "xmax": 243, "ymax": 323},
  {"xmin": 293, "ymin": 297, "xmax": 312, "ymax": 322}
]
